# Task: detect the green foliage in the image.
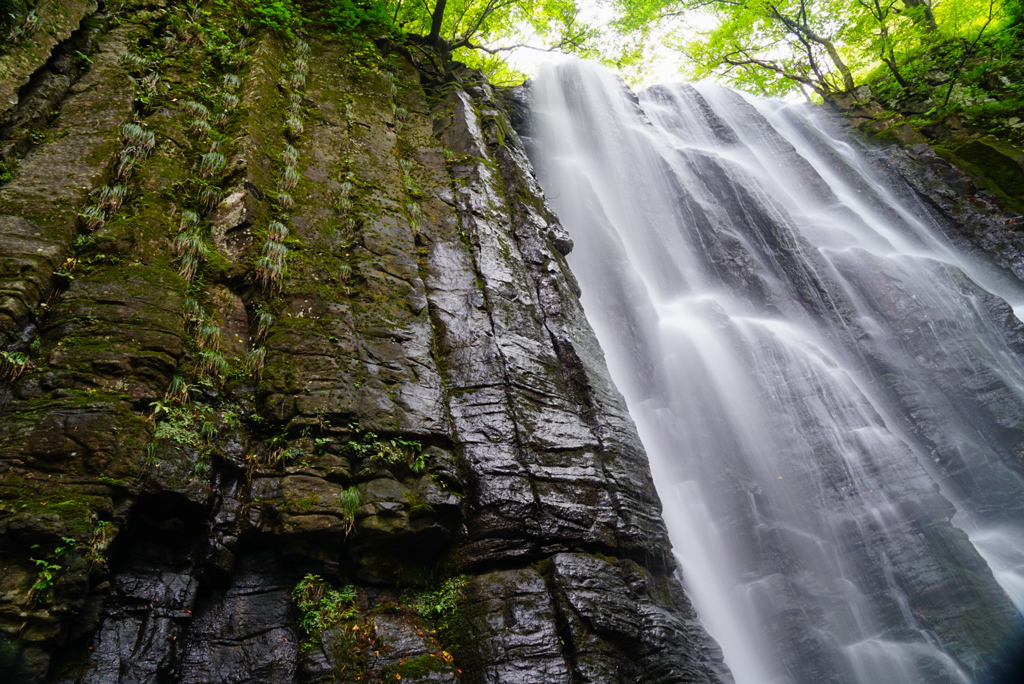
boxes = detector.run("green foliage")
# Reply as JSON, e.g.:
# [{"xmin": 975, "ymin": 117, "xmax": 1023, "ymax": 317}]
[
  {"xmin": 622, "ymin": 0, "xmax": 1018, "ymax": 98},
  {"xmin": 28, "ymin": 537, "xmax": 76, "ymax": 604},
  {"xmin": 293, "ymin": 574, "xmax": 359, "ymax": 638},
  {"xmin": 0, "ymin": 350, "xmax": 33, "ymax": 382},
  {"xmin": 410, "ymin": 575, "xmax": 467, "ymax": 624},
  {"xmin": 0, "ymin": 0, "xmax": 35, "ymax": 49},
  {"xmin": 344, "ymin": 424, "xmax": 426, "ymax": 474},
  {"xmin": 153, "ymin": 405, "xmax": 205, "ymax": 446},
  {"xmin": 248, "ymin": 0, "xmax": 305, "ymax": 38},
  {"xmin": 337, "ymin": 486, "xmax": 361, "ymax": 534},
  {"xmin": 325, "ymin": 0, "xmax": 395, "ymax": 35}
]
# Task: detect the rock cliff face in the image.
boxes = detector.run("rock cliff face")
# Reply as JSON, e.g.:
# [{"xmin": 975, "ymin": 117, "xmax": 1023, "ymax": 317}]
[{"xmin": 0, "ymin": 2, "xmax": 729, "ymax": 683}]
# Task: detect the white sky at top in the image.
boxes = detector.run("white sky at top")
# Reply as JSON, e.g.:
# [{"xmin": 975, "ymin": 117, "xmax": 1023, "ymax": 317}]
[{"xmin": 503, "ymin": 0, "xmax": 720, "ymax": 87}]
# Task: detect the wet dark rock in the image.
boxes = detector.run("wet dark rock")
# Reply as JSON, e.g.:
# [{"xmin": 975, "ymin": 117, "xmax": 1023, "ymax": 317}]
[{"xmin": 0, "ymin": 9, "xmax": 729, "ymax": 684}]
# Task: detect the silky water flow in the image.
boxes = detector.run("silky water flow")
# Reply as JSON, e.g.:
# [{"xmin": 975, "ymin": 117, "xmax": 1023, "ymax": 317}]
[{"xmin": 527, "ymin": 60, "xmax": 1024, "ymax": 684}]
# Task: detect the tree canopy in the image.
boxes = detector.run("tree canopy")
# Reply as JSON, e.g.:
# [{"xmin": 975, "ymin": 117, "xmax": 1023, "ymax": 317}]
[
  {"xmin": 611, "ymin": 0, "xmax": 1019, "ymax": 98},
  {"xmin": 253, "ymin": 0, "xmax": 601, "ymax": 82}
]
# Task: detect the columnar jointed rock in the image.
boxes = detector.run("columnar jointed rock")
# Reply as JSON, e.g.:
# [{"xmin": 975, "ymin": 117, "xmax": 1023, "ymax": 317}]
[{"xmin": 0, "ymin": 4, "xmax": 730, "ymax": 684}]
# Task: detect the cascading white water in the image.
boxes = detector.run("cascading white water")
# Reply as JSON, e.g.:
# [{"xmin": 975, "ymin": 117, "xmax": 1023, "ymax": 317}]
[{"xmin": 527, "ymin": 59, "xmax": 1024, "ymax": 684}]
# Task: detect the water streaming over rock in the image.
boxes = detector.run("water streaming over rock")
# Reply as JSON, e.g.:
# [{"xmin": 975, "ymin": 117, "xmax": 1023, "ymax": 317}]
[{"xmin": 526, "ymin": 59, "xmax": 1024, "ymax": 684}]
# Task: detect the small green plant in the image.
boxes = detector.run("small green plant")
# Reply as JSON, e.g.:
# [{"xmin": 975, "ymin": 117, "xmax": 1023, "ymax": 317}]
[
  {"xmin": 0, "ymin": 350, "xmax": 33, "ymax": 381},
  {"xmin": 410, "ymin": 576, "xmax": 467, "ymax": 627},
  {"xmin": 284, "ymin": 114, "xmax": 303, "ymax": 138},
  {"xmin": 282, "ymin": 144, "xmax": 299, "ymax": 165},
  {"xmin": 268, "ymin": 221, "xmax": 289, "ymax": 241},
  {"xmin": 86, "ymin": 521, "xmax": 114, "ymax": 565},
  {"xmin": 28, "ymin": 537, "xmax": 77, "ymax": 604},
  {"xmin": 281, "ymin": 165, "xmax": 300, "ymax": 190},
  {"xmin": 183, "ymin": 100, "xmax": 210, "ymax": 118},
  {"xmin": 195, "ymin": 323, "xmax": 222, "ymax": 350},
  {"xmin": 199, "ymin": 182, "xmax": 223, "ymax": 211},
  {"xmin": 264, "ymin": 240, "xmax": 288, "ymax": 261},
  {"xmin": 164, "ymin": 374, "xmax": 193, "ymax": 403},
  {"xmin": 76, "ymin": 204, "xmax": 104, "ymax": 231},
  {"xmin": 255, "ymin": 255, "xmax": 284, "ymax": 291},
  {"xmin": 118, "ymin": 52, "xmax": 149, "ymax": 68},
  {"xmin": 0, "ymin": 160, "xmax": 14, "ymax": 184},
  {"xmin": 29, "ymin": 557, "xmax": 63, "ymax": 603},
  {"xmin": 293, "ymin": 574, "xmax": 358, "ymax": 640},
  {"xmin": 121, "ymin": 123, "xmax": 155, "ymax": 154},
  {"xmin": 244, "ymin": 346, "xmax": 267, "ymax": 379},
  {"xmin": 191, "ymin": 118, "xmax": 212, "ymax": 138},
  {"xmin": 337, "ymin": 486, "xmax": 360, "ymax": 534},
  {"xmin": 184, "ymin": 298, "xmax": 205, "ymax": 325},
  {"xmin": 344, "ymin": 424, "xmax": 425, "ymax": 474},
  {"xmin": 199, "ymin": 151, "xmax": 226, "ymax": 178},
  {"xmin": 223, "ymin": 73, "xmax": 241, "ymax": 89},
  {"xmin": 253, "ymin": 310, "xmax": 275, "ymax": 339},
  {"xmin": 277, "ymin": 192, "xmax": 294, "ymax": 209},
  {"xmin": 114, "ymin": 153, "xmax": 136, "ymax": 182},
  {"xmin": 197, "ymin": 349, "xmax": 229, "ymax": 378},
  {"xmin": 93, "ymin": 184, "xmax": 130, "ymax": 213}
]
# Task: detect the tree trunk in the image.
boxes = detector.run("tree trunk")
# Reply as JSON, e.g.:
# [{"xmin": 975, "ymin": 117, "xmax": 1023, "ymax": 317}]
[
  {"xmin": 903, "ymin": 0, "xmax": 938, "ymax": 32},
  {"xmin": 428, "ymin": 0, "xmax": 447, "ymax": 44},
  {"xmin": 821, "ymin": 37, "xmax": 856, "ymax": 92}
]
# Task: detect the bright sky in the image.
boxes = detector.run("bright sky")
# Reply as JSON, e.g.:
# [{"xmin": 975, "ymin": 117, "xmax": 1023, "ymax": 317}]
[{"xmin": 503, "ymin": 1, "xmax": 718, "ymax": 87}]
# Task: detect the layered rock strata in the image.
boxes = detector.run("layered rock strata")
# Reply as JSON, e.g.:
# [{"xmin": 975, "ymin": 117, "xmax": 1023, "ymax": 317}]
[{"xmin": 0, "ymin": 3, "xmax": 729, "ymax": 683}]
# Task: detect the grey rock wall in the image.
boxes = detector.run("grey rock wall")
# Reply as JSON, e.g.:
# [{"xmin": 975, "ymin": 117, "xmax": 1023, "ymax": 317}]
[{"xmin": 0, "ymin": 4, "xmax": 730, "ymax": 683}]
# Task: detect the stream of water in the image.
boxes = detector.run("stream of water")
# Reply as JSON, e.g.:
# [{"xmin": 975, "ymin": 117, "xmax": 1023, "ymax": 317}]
[{"xmin": 528, "ymin": 60, "xmax": 1024, "ymax": 684}]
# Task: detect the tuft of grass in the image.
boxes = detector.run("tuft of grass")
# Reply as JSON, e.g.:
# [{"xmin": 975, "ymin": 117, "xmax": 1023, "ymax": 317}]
[
  {"xmin": 93, "ymin": 185, "xmax": 129, "ymax": 213},
  {"xmin": 164, "ymin": 374, "xmax": 192, "ymax": 403},
  {"xmin": 282, "ymin": 144, "xmax": 299, "ymax": 166},
  {"xmin": 183, "ymin": 100, "xmax": 209, "ymax": 118},
  {"xmin": 0, "ymin": 351, "xmax": 33, "ymax": 382},
  {"xmin": 196, "ymin": 323, "xmax": 222, "ymax": 350},
  {"xmin": 281, "ymin": 165, "xmax": 300, "ymax": 190},
  {"xmin": 199, "ymin": 151, "xmax": 226, "ymax": 179},
  {"xmin": 197, "ymin": 349, "xmax": 229, "ymax": 378},
  {"xmin": 118, "ymin": 52, "xmax": 149, "ymax": 68},
  {"xmin": 255, "ymin": 255, "xmax": 283, "ymax": 292},
  {"xmin": 254, "ymin": 311, "xmax": 275, "ymax": 339},
  {"xmin": 284, "ymin": 114, "xmax": 303, "ymax": 138},
  {"xmin": 78, "ymin": 205, "xmax": 105, "ymax": 231},
  {"xmin": 199, "ymin": 183, "xmax": 223, "ymax": 212},
  {"xmin": 244, "ymin": 346, "xmax": 266, "ymax": 379},
  {"xmin": 190, "ymin": 118, "xmax": 212, "ymax": 138},
  {"xmin": 268, "ymin": 221, "xmax": 289, "ymax": 241},
  {"xmin": 184, "ymin": 298, "xmax": 205, "ymax": 325},
  {"xmin": 337, "ymin": 486, "xmax": 360, "ymax": 534}
]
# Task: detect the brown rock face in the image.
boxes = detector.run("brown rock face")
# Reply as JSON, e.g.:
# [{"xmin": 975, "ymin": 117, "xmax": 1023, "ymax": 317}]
[{"xmin": 0, "ymin": 4, "xmax": 729, "ymax": 684}]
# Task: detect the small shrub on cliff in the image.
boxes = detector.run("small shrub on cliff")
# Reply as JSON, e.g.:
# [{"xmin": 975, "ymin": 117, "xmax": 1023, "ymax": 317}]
[
  {"xmin": 0, "ymin": 350, "xmax": 33, "ymax": 382},
  {"xmin": 337, "ymin": 486, "xmax": 360, "ymax": 534},
  {"xmin": 244, "ymin": 346, "xmax": 267, "ymax": 379},
  {"xmin": 199, "ymin": 151, "xmax": 227, "ymax": 178},
  {"xmin": 409, "ymin": 576, "xmax": 467, "ymax": 627},
  {"xmin": 293, "ymin": 574, "xmax": 358, "ymax": 639}
]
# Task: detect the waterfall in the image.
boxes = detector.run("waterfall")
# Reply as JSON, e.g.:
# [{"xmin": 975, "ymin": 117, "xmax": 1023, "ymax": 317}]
[{"xmin": 527, "ymin": 59, "xmax": 1024, "ymax": 684}]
